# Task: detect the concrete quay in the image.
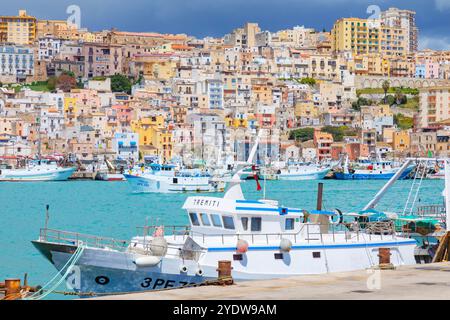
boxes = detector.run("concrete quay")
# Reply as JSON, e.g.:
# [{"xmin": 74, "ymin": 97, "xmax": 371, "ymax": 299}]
[{"xmin": 93, "ymin": 262, "xmax": 450, "ymax": 300}]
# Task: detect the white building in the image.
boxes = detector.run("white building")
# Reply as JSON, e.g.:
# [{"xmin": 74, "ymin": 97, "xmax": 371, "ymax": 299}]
[
  {"xmin": 38, "ymin": 36, "xmax": 64, "ymax": 61},
  {"xmin": 0, "ymin": 45, "xmax": 35, "ymax": 83},
  {"xmin": 112, "ymin": 132, "xmax": 139, "ymax": 161}
]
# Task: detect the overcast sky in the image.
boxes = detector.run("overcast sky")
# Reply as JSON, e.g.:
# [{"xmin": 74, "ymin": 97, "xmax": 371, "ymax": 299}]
[{"xmin": 3, "ymin": 0, "xmax": 450, "ymax": 50}]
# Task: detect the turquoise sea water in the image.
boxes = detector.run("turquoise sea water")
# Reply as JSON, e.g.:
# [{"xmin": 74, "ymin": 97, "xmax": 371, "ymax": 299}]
[{"xmin": 0, "ymin": 179, "xmax": 444, "ymax": 298}]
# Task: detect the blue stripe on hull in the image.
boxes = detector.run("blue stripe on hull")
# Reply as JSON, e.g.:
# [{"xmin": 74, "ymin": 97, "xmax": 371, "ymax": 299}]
[
  {"xmin": 334, "ymin": 168, "xmax": 413, "ymax": 180},
  {"xmin": 206, "ymin": 240, "xmax": 417, "ymax": 252}
]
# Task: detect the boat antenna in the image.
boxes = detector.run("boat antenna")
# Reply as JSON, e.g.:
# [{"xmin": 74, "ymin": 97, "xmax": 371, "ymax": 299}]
[
  {"xmin": 263, "ymin": 130, "xmax": 268, "ymax": 200},
  {"xmin": 44, "ymin": 204, "xmax": 49, "ymax": 230}
]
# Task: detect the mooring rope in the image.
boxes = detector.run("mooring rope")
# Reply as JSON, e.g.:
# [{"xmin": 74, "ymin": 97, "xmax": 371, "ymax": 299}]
[{"xmin": 24, "ymin": 244, "xmax": 86, "ymax": 300}]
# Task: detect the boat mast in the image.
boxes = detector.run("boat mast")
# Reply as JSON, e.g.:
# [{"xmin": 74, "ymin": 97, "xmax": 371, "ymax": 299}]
[
  {"xmin": 445, "ymin": 159, "xmax": 450, "ymax": 232},
  {"xmin": 362, "ymin": 159, "xmax": 413, "ymax": 211},
  {"xmin": 37, "ymin": 115, "xmax": 41, "ymax": 161}
]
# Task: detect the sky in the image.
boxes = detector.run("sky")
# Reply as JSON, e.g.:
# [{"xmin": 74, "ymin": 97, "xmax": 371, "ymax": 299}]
[{"xmin": 2, "ymin": 0, "xmax": 450, "ymax": 50}]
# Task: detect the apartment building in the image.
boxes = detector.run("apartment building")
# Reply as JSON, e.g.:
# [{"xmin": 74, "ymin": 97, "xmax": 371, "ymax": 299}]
[
  {"xmin": 0, "ymin": 10, "xmax": 37, "ymax": 45},
  {"xmin": 418, "ymin": 86, "xmax": 450, "ymax": 128},
  {"xmin": 332, "ymin": 17, "xmax": 407, "ymax": 57},
  {"xmin": 380, "ymin": 7, "xmax": 418, "ymax": 53},
  {"xmin": 0, "ymin": 45, "xmax": 35, "ymax": 83}
]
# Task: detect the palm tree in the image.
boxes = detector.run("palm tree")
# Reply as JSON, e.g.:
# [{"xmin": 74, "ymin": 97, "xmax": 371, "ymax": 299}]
[{"xmin": 382, "ymin": 80, "xmax": 390, "ymax": 104}]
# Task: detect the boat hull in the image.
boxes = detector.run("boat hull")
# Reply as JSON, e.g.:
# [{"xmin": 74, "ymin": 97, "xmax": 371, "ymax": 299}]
[
  {"xmin": 0, "ymin": 167, "xmax": 76, "ymax": 181},
  {"xmin": 124, "ymin": 174, "xmax": 225, "ymax": 193},
  {"xmin": 334, "ymin": 167, "xmax": 414, "ymax": 180},
  {"xmin": 32, "ymin": 237, "xmax": 416, "ymax": 296},
  {"xmin": 277, "ymin": 168, "xmax": 330, "ymax": 181}
]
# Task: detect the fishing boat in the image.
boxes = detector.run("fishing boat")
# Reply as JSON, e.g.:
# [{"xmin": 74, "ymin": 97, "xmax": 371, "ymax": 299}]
[
  {"xmin": 334, "ymin": 157, "xmax": 414, "ymax": 180},
  {"xmin": 275, "ymin": 162, "xmax": 331, "ymax": 180},
  {"xmin": 124, "ymin": 164, "xmax": 226, "ymax": 193},
  {"xmin": 0, "ymin": 160, "xmax": 75, "ymax": 182},
  {"xmin": 343, "ymin": 158, "xmax": 450, "ymax": 263},
  {"xmin": 31, "ymin": 137, "xmax": 420, "ymax": 296}
]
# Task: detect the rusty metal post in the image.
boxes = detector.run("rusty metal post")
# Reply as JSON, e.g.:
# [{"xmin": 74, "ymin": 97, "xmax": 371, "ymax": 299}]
[
  {"xmin": 378, "ymin": 248, "xmax": 391, "ymax": 264},
  {"xmin": 216, "ymin": 260, "xmax": 233, "ymax": 285},
  {"xmin": 316, "ymin": 183, "xmax": 324, "ymax": 211},
  {"xmin": 5, "ymin": 279, "xmax": 21, "ymax": 299}
]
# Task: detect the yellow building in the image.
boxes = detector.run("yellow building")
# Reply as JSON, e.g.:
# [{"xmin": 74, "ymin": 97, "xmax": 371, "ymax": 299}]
[
  {"xmin": 64, "ymin": 97, "xmax": 78, "ymax": 124},
  {"xmin": 352, "ymin": 54, "xmax": 390, "ymax": 76},
  {"xmin": 131, "ymin": 116, "xmax": 173, "ymax": 161},
  {"xmin": 0, "ymin": 10, "xmax": 37, "ymax": 45},
  {"xmin": 294, "ymin": 101, "xmax": 319, "ymax": 118},
  {"xmin": 332, "ymin": 18, "xmax": 406, "ymax": 57},
  {"xmin": 392, "ymin": 130, "xmax": 410, "ymax": 152},
  {"xmin": 143, "ymin": 60, "xmax": 177, "ymax": 80},
  {"xmin": 225, "ymin": 117, "xmax": 249, "ymax": 128},
  {"xmin": 37, "ymin": 19, "xmax": 77, "ymax": 38}
]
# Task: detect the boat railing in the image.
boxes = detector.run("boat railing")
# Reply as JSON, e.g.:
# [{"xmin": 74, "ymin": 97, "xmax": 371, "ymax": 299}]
[
  {"xmin": 38, "ymin": 228, "xmax": 130, "ymax": 251},
  {"xmin": 137, "ymin": 222, "xmax": 397, "ymax": 245},
  {"xmin": 415, "ymin": 205, "xmax": 446, "ymax": 221}
]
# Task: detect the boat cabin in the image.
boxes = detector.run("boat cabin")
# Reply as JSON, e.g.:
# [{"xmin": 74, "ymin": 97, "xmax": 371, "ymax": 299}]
[{"xmin": 182, "ymin": 196, "xmax": 305, "ymax": 236}]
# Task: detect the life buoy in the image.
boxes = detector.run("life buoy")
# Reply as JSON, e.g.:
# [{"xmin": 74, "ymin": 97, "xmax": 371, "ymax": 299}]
[{"xmin": 329, "ymin": 209, "xmax": 344, "ymax": 225}]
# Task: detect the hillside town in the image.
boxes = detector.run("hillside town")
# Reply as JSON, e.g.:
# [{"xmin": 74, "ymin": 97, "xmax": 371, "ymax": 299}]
[{"xmin": 0, "ymin": 7, "xmax": 449, "ymax": 170}]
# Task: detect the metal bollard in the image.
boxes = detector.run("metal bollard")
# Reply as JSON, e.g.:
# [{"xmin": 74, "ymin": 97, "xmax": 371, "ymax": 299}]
[
  {"xmin": 216, "ymin": 260, "xmax": 233, "ymax": 285},
  {"xmin": 378, "ymin": 248, "xmax": 391, "ymax": 265},
  {"xmin": 5, "ymin": 279, "xmax": 21, "ymax": 299}
]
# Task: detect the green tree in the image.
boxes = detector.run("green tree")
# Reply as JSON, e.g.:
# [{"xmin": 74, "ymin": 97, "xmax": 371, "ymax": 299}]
[
  {"xmin": 47, "ymin": 76, "xmax": 57, "ymax": 91},
  {"xmin": 299, "ymin": 77, "xmax": 316, "ymax": 86},
  {"xmin": 394, "ymin": 114, "xmax": 413, "ymax": 130},
  {"xmin": 382, "ymin": 80, "xmax": 390, "ymax": 104},
  {"xmin": 289, "ymin": 127, "xmax": 315, "ymax": 142},
  {"xmin": 111, "ymin": 74, "xmax": 132, "ymax": 94}
]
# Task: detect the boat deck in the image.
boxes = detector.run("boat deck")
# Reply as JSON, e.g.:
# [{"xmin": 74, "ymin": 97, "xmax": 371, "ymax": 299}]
[{"xmin": 92, "ymin": 262, "xmax": 450, "ymax": 300}]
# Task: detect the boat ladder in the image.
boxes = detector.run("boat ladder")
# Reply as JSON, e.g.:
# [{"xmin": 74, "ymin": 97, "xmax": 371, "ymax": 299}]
[{"xmin": 402, "ymin": 160, "xmax": 428, "ymax": 216}]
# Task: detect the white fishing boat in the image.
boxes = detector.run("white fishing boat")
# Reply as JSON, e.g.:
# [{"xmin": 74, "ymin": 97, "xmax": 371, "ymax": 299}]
[
  {"xmin": 31, "ymin": 136, "xmax": 420, "ymax": 297},
  {"xmin": 275, "ymin": 162, "xmax": 331, "ymax": 180},
  {"xmin": 0, "ymin": 160, "xmax": 75, "ymax": 182},
  {"xmin": 124, "ymin": 164, "xmax": 226, "ymax": 193}
]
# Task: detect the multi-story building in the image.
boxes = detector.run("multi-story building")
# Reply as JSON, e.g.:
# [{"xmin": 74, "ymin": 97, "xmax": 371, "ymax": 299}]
[
  {"xmin": 112, "ymin": 132, "xmax": 139, "ymax": 161},
  {"xmin": 83, "ymin": 42, "xmax": 124, "ymax": 78},
  {"xmin": 380, "ymin": 7, "xmax": 418, "ymax": 53},
  {"xmin": 0, "ymin": 45, "xmax": 35, "ymax": 83},
  {"xmin": 332, "ymin": 17, "xmax": 407, "ymax": 57},
  {"xmin": 0, "ymin": 10, "xmax": 37, "ymax": 45},
  {"xmin": 418, "ymin": 86, "xmax": 450, "ymax": 128},
  {"xmin": 314, "ymin": 129, "xmax": 333, "ymax": 161},
  {"xmin": 38, "ymin": 36, "xmax": 64, "ymax": 61},
  {"xmin": 224, "ymin": 23, "xmax": 261, "ymax": 48}
]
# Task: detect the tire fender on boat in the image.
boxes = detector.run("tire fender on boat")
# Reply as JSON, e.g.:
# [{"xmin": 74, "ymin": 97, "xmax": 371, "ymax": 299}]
[
  {"xmin": 329, "ymin": 209, "xmax": 344, "ymax": 225},
  {"xmin": 236, "ymin": 239, "xmax": 249, "ymax": 253},
  {"xmin": 134, "ymin": 256, "xmax": 161, "ymax": 268},
  {"xmin": 280, "ymin": 238, "xmax": 292, "ymax": 252}
]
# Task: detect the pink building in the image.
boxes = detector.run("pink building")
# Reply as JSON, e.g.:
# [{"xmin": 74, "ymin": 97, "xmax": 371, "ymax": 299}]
[{"xmin": 112, "ymin": 105, "xmax": 133, "ymax": 125}]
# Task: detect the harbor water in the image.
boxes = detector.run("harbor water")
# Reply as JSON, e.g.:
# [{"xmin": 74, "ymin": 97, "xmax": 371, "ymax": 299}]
[{"xmin": 0, "ymin": 179, "xmax": 444, "ymax": 299}]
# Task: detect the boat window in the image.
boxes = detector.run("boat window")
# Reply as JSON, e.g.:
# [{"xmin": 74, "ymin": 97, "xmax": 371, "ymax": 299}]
[
  {"xmin": 241, "ymin": 217, "xmax": 249, "ymax": 231},
  {"xmin": 222, "ymin": 216, "xmax": 235, "ymax": 230},
  {"xmin": 211, "ymin": 214, "xmax": 223, "ymax": 228},
  {"xmin": 285, "ymin": 218, "xmax": 295, "ymax": 231},
  {"xmin": 200, "ymin": 213, "xmax": 211, "ymax": 226},
  {"xmin": 251, "ymin": 217, "xmax": 262, "ymax": 232},
  {"xmin": 189, "ymin": 213, "xmax": 200, "ymax": 226}
]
